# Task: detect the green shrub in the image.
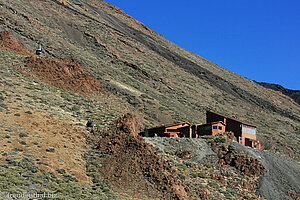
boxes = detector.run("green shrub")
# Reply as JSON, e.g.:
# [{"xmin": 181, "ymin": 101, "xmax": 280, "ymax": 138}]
[
  {"xmin": 214, "ymin": 136, "xmax": 226, "ymax": 143},
  {"xmin": 190, "ymin": 172, "xmax": 208, "ymax": 178}
]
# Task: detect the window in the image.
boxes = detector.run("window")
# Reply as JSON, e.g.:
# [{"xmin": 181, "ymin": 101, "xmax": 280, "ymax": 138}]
[
  {"xmin": 213, "ymin": 126, "xmax": 217, "ymax": 129},
  {"xmin": 218, "ymin": 126, "xmax": 222, "ymax": 130},
  {"xmin": 242, "ymin": 125, "xmax": 256, "ymax": 135},
  {"xmin": 167, "ymin": 129, "xmax": 178, "ymax": 132}
]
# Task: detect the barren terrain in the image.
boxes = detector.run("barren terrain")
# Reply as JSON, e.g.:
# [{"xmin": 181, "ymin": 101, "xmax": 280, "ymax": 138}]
[{"xmin": 0, "ymin": 0, "xmax": 299, "ymax": 199}]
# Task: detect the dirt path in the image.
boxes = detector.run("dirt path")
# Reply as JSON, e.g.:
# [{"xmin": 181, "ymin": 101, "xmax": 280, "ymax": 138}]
[{"xmin": 234, "ymin": 143, "xmax": 300, "ymax": 200}]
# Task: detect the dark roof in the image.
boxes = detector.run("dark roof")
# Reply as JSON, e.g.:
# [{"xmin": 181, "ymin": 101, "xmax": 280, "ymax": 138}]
[
  {"xmin": 197, "ymin": 121, "xmax": 226, "ymax": 127},
  {"xmin": 207, "ymin": 110, "xmax": 257, "ymax": 127},
  {"xmin": 148, "ymin": 122, "xmax": 190, "ymax": 130}
]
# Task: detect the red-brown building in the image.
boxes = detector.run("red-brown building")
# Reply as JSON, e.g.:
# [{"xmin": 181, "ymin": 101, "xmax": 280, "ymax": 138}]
[
  {"xmin": 206, "ymin": 111, "xmax": 261, "ymax": 149},
  {"xmin": 143, "ymin": 111, "xmax": 261, "ymax": 149},
  {"xmin": 146, "ymin": 122, "xmax": 191, "ymax": 138},
  {"xmin": 196, "ymin": 121, "xmax": 226, "ymax": 137}
]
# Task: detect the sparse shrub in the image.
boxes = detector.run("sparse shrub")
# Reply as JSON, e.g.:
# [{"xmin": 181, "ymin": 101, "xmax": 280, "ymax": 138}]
[
  {"xmin": 56, "ymin": 168, "xmax": 66, "ymax": 174},
  {"xmin": 102, "ymin": 187, "xmax": 110, "ymax": 192},
  {"xmin": 4, "ymin": 135, "xmax": 10, "ymax": 139},
  {"xmin": 178, "ymin": 173, "xmax": 186, "ymax": 180},
  {"xmin": 214, "ymin": 136, "xmax": 226, "ymax": 143},
  {"xmin": 14, "ymin": 113, "xmax": 21, "ymax": 116},
  {"xmin": 190, "ymin": 172, "xmax": 208, "ymax": 178},
  {"xmin": 165, "ymin": 150, "xmax": 174, "ymax": 155},
  {"xmin": 19, "ymin": 141, "xmax": 26, "ymax": 145},
  {"xmin": 19, "ymin": 132, "xmax": 28, "ymax": 137},
  {"xmin": 70, "ymin": 106, "xmax": 80, "ymax": 112},
  {"xmin": 37, "ymin": 161, "xmax": 48, "ymax": 166},
  {"xmin": 190, "ymin": 172, "xmax": 198, "ymax": 178},
  {"xmin": 48, "ymin": 172, "xmax": 57, "ymax": 179},
  {"xmin": 197, "ymin": 172, "xmax": 208, "ymax": 178},
  {"xmin": 86, "ymin": 164, "xmax": 97, "ymax": 173},
  {"xmin": 228, "ymin": 144, "xmax": 235, "ymax": 151},
  {"xmin": 176, "ymin": 163, "xmax": 188, "ymax": 171},
  {"xmin": 62, "ymin": 174, "xmax": 78, "ymax": 182},
  {"xmin": 13, "ymin": 148, "xmax": 23, "ymax": 152},
  {"xmin": 46, "ymin": 148, "xmax": 55, "ymax": 152},
  {"xmin": 208, "ymin": 181, "xmax": 220, "ymax": 189},
  {"xmin": 205, "ymin": 163, "xmax": 212, "ymax": 168},
  {"xmin": 25, "ymin": 111, "xmax": 33, "ymax": 114},
  {"xmin": 222, "ymin": 190, "xmax": 233, "ymax": 199}
]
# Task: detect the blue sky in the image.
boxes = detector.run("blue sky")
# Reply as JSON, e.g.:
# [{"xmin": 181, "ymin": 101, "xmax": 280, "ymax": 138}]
[{"xmin": 105, "ymin": 0, "xmax": 300, "ymax": 90}]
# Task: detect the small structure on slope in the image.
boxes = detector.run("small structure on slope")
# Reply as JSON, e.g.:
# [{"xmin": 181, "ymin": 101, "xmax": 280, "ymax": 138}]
[
  {"xmin": 143, "ymin": 111, "xmax": 261, "ymax": 149},
  {"xmin": 206, "ymin": 111, "xmax": 261, "ymax": 149}
]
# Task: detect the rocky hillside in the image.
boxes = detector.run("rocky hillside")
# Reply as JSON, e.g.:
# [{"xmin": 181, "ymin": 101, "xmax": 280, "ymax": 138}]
[
  {"xmin": 0, "ymin": 0, "xmax": 299, "ymax": 199},
  {"xmin": 1, "ymin": 0, "xmax": 299, "ymax": 159}
]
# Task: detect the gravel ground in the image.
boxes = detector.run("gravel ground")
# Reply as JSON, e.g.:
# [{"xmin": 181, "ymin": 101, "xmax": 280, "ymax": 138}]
[
  {"xmin": 233, "ymin": 142, "xmax": 300, "ymax": 200},
  {"xmin": 144, "ymin": 137, "xmax": 216, "ymax": 163}
]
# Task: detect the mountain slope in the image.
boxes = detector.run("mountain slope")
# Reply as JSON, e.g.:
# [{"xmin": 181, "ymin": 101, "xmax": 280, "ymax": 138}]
[
  {"xmin": 1, "ymin": 0, "xmax": 299, "ymax": 159},
  {"xmin": 258, "ymin": 82, "xmax": 300, "ymax": 105},
  {"xmin": 0, "ymin": 0, "xmax": 300, "ymax": 199}
]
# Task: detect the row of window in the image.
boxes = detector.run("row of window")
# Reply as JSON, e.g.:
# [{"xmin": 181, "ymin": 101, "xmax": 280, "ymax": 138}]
[{"xmin": 213, "ymin": 126, "xmax": 223, "ymax": 130}]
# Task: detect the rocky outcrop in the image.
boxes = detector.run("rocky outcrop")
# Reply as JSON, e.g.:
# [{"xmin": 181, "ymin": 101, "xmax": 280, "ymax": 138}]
[
  {"xmin": 93, "ymin": 113, "xmax": 189, "ymax": 200},
  {"xmin": 208, "ymin": 137, "xmax": 266, "ymax": 177},
  {"xmin": 23, "ymin": 56, "xmax": 106, "ymax": 96},
  {"xmin": 0, "ymin": 31, "xmax": 32, "ymax": 55}
]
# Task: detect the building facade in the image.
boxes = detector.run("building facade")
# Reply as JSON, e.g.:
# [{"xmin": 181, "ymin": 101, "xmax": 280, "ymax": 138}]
[
  {"xmin": 143, "ymin": 111, "xmax": 261, "ymax": 149},
  {"xmin": 206, "ymin": 111, "xmax": 261, "ymax": 149}
]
